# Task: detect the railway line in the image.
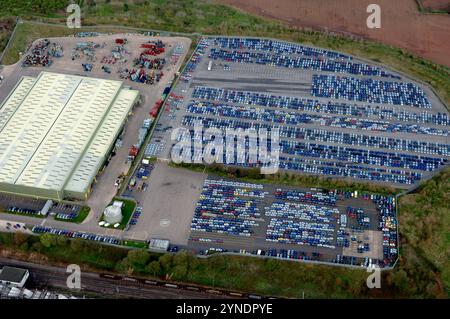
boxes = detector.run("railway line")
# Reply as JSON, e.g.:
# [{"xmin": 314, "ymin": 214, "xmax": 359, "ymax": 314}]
[{"xmin": 0, "ymin": 257, "xmax": 274, "ymax": 299}]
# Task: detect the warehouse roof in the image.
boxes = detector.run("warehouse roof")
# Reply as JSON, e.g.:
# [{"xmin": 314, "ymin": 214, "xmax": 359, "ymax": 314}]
[
  {"xmin": 0, "ymin": 266, "xmax": 28, "ymax": 284},
  {"xmin": 0, "ymin": 76, "xmax": 35, "ymax": 131},
  {"xmin": 0, "ymin": 71, "xmax": 139, "ymax": 199},
  {"xmin": 65, "ymin": 88, "xmax": 139, "ymax": 194}
]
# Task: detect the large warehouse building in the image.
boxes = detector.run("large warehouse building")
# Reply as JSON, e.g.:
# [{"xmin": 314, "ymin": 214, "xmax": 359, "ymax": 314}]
[{"xmin": 0, "ymin": 71, "xmax": 139, "ymax": 201}]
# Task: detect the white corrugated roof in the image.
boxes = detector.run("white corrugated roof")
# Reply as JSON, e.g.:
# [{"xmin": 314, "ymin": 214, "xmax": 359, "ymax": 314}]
[
  {"xmin": 65, "ymin": 88, "xmax": 138, "ymax": 193},
  {"xmin": 0, "ymin": 76, "xmax": 36, "ymax": 131},
  {"xmin": 16, "ymin": 76, "xmax": 122, "ymax": 190},
  {"xmin": 0, "ymin": 72, "xmax": 81, "ymax": 184}
]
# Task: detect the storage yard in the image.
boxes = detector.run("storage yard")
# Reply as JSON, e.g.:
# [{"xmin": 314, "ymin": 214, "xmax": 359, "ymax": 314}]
[
  {"xmin": 187, "ymin": 176, "xmax": 397, "ymax": 268},
  {"xmin": 0, "ymin": 33, "xmax": 190, "ymax": 206},
  {"xmin": 153, "ymin": 37, "xmax": 450, "ymax": 188},
  {"xmin": 3, "ymin": 35, "xmax": 442, "ymax": 269},
  {"xmin": 0, "ymin": 33, "xmax": 192, "ymax": 242}
]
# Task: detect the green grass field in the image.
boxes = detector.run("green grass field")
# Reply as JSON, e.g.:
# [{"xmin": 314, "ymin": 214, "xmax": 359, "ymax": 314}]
[{"xmin": 123, "ymin": 240, "xmax": 148, "ymax": 249}]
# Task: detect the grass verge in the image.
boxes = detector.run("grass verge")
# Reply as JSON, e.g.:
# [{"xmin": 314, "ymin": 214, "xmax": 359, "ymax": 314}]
[
  {"xmin": 123, "ymin": 240, "xmax": 148, "ymax": 249},
  {"xmin": 170, "ymin": 162, "xmax": 401, "ymax": 196}
]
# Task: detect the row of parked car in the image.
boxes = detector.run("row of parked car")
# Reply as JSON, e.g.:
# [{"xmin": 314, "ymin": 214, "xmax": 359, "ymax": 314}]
[
  {"xmin": 180, "ymin": 38, "xmax": 209, "ymax": 83},
  {"xmin": 181, "ymin": 116, "xmax": 442, "ymax": 184},
  {"xmin": 192, "ymin": 86, "xmax": 446, "ymax": 126},
  {"xmin": 373, "ymin": 196, "xmax": 398, "ymax": 266},
  {"xmin": 278, "ymin": 155, "xmax": 422, "ymax": 185},
  {"xmin": 182, "ymin": 115, "xmax": 450, "ymax": 156},
  {"xmin": 266, "ymin": 218, "xmax": 335, "ymax": 248},
  {"xmin": 212, "ymin": 37, "xmax": 352, "ymax": 60},
  {"xmin": 273, "ymin": 188, "xmax": 337, "ymax": 206},
  {"xmin": 196, "ymin": 189, "xmax": 261, "ymax": 219},
  {"xmin": 191, "ymin": 179, "xmax": 266, "ymax": 237},
  {"xmin": 192, "ymin": 86, "xmax": 450, "ymax": 126},
  {"xmin": 234, "ymin": 188, "xmax": 267, "ymax": 198},
  {"xmin": 279, "ymin": 140, "xmax": 447, "ymax": 172},
  {"xmin": 264, "ymin": 201, "xmax": 338, "ymax": 224},
  {"xmin": 191, "ymin": 216, "xmax": 259, "ymax": 237},
  {"xmin": 129, "ymin": 206, "xmax": 142, "ymax": 226},
  {"xmin": 7, "ymin": 206, "xmax": 40, "ymax": 216},
  {"xmin": 312, "ymin": 74, "xmax": 431, "ymax": 108},
  {"xmin": 277, "ymin": 126, "xmax": 450, "ymax": 156},
  {"xmin": 32, "ymin": 226, "xmax": 121, "ymax": 245},
  {"xmin": 55, "ymin": 212, "xmax": 78, "ymax": 220},
  {"xmin": 187, "ymin": 100, "xmax": 447, "ymax": 137},
  {"xmin": 209, "ymin": 47, "xmax": 397, "ymax": 78},
  {"xmin": 181, "ymin": 117, "xmax": 425, "ymax": 184}
]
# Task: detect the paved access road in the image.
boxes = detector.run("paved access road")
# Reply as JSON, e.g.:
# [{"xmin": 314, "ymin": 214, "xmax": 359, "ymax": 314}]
[{"xmin": 0, "ymin": 257, "xmax": 235, "ymax": 299}]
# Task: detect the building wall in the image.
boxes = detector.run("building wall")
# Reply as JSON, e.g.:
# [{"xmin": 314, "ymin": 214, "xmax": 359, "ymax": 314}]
[
  {"xmin": 0, "ymin": 270, "xmax": 29, "ymax": 288},
  {"xmin": 0, "ymin": 182, "xmax": 61, "ymax": 201}
]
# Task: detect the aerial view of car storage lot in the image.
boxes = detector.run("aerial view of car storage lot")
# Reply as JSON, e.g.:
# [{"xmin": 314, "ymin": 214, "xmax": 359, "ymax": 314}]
[
  {"xmin": 0, "ymin": 0, "xmax": 449, "ymax": 300},
  {"xmin": 1, "ymin": 32, "xmax": 447, "ymax": 268}
]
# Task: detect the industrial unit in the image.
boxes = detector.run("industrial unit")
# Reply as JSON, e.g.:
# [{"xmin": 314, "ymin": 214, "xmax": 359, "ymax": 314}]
[
  {"xmin": 0, "ymin": 71, "xmax": 139, "ymax": 201},
  {"xmin": 0, "ymin": 266, "xmax": 29, "ymax": 288}
]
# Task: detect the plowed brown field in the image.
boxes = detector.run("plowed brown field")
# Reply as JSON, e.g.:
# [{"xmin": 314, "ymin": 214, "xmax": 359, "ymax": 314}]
[{"xmin": 221, "ymin": 0, "xmax": 450, "ymax": 67}]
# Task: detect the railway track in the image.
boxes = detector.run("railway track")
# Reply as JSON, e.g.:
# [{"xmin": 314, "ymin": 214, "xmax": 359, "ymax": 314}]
[{"xmin": 0, "ymin": 257, "xmax": 275, "ymax": 299}]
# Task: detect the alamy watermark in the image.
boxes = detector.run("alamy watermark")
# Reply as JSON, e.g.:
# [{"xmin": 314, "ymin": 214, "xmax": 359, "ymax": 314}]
[
  {"xmin": 367, "ymin": 4, "xmax": 381, "ymax": 29},
  {"xmin": 66, "ymin": 264, "xmax": 81, "ymax": 289},
  {"xmin": 171, "ymin": 122, "xmax": 280, "ymax": 174},
  {"xmin": 366, "ymin": 265, "xmax": 381, "ymax": 289},
  {"xmin": 66, "ymin": 4, "xmax": 81, "ymax": 29}
]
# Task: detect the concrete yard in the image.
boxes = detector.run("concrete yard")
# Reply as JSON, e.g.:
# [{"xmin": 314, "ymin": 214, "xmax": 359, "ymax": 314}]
[{"xmin": 127, "ymin": 162, "xmax": 207, "ymax": 245}]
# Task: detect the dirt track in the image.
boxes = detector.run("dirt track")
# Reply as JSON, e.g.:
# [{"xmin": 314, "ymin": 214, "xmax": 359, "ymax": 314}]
[{"xmin": 221, "ymin": 0, "xmax": 450, "ymax": 67}]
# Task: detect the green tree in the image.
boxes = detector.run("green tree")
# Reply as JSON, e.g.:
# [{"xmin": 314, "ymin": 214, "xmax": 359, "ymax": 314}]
[
  {"xmin": 172, "ymin": 250, "xmax": 197, "ymax": 279},
  {"xmin": 55, "ymin": 235, "xmax": 68, "ymax": 247},
  {"xmin": 391, "ymin": 269, "xmax": 410, "ymax": 291},
  {"xmin": 70, "ymin": 238, "xmax": 85, "ymax": 252},
  {"xmin": 146, "ymin": 261, "xmax": 161, "ymax": 276},
  {"xmin": 172, "ymin": 265, "xmax": 188, "ymax": 280},
  {"xmin": 19, "ymin": 242, "xmax": 29, "ymax": 251},
  {"xmin": 40, "ymin": 233, "xmax": 56, "ymax": 248},
  {"xmin": 126, "ymin": 249, "xmax": 150, "ymax": 267},
  {"xmin": 158, "ymin": 253, "xmax": 174, "ymax": 273},
  {"xmin": 13, "ymin": 232, "xmax": 28, "ymax": 246},
  {"xmin": 31, "ymin": 242, "xmax": 43, "ymax": 252}
]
